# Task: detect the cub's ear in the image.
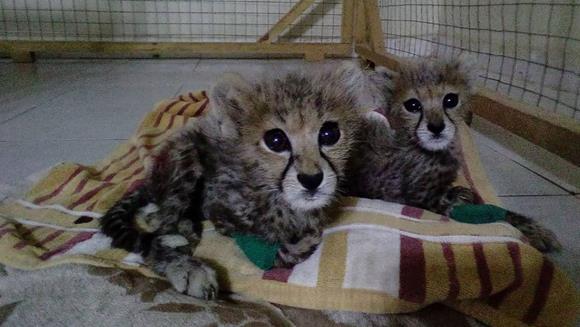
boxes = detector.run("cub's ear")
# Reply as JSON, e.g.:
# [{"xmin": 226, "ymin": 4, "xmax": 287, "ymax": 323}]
[
  {"xmin": 444, "ymin": 53, "xmax": 480, "ymax": 91},
  {"xmin": 210, "ymin": 72, "xmax": 253, "ymax": 121}
]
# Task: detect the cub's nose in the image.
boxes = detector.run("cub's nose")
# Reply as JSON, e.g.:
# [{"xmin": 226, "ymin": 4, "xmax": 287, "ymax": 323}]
[
  {"xmin": 427, "ymin": 122, "xmax": 445, "ymax": 135},
  {"xmin": 297, "ymin": 173, "xmax": 324, "ymax": 191}
]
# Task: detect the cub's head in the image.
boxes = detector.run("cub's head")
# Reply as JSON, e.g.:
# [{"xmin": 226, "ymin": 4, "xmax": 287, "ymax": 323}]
[
  {"xmin": 210, "ymin": 62, "xmax": 376, "ymax": 211},
  {"xmin": 381, "ymin": 56, "xmax": 477, "ymax": 151}
]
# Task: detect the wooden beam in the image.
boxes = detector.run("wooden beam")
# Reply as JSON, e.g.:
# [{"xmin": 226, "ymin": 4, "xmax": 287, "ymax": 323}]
[
  {"xmin": 363, "ymin": 0, "xmax": 385, "ymax": 53},
  {"xmin": 355, "ymin": 45, "xmax": 580, "ymax": 166},
  {"xmin": 471, "ymin": 89, "xmax": 580, "ymax": 166},
  {"xmin": 341, "ymin": 0, "xmax": 355, "ymax": 44},
  {"xmin": 258, "ymin": 0, "xmax": 316, "ymax": 43},
  {"xmin": 0, "ymin": 41, "xmax": 352, "ymax": 59}
]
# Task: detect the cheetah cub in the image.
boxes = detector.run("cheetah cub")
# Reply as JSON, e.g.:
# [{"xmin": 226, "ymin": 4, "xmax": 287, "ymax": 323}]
[
  {"xmin": 101, "ymin": 63, "xmax": 377, "ymax": 299},
  {"xmin": 348, "ymin": 56, "xmax": 561, "ymax": 252}
]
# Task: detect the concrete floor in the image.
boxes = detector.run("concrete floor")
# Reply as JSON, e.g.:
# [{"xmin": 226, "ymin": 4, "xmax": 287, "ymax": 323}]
[{"xmin": 0, "ymin": 58, "xmax": 578, "ymax": 288}]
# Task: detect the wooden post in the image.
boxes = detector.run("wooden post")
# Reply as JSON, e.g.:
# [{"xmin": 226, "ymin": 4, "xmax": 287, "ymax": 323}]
[
  {"xmin": 363, "ymin": 0, "xmax": 385, "ymax": 53},
  {"xmin": 341, "ymin": 0, "xmax": 355, "ymax": 44},
  {"xmin": 354, "ymin": 0, "xmax": 368, "ymax": 46},
  {"xmin": 10, "ymin": 50, "xmax": 35, "ymax": 63}
]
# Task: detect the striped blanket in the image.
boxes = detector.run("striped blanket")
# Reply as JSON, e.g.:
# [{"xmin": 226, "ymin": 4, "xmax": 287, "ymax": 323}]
[{"xmin": 0, "ymin": 91, "xmax": 577, "ymax": 327}]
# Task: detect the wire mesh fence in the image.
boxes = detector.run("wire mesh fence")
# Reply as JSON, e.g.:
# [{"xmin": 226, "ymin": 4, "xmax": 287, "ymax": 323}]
[
  {"xmin": 378, "ymin": 0, "xmax": 580, "ymax": 121},
  {"xmin": 0, "ymin": 0, "xmax": 342, "ymax": 43}
]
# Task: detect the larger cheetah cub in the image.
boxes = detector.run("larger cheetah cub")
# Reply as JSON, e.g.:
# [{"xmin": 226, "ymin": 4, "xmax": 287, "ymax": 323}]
[
  {"xmin": 101, "ymin": 63, "xmax": 377, "ymax": 299},
  {"xmin": 348, "ymin": 56, "xmax": 561, "ymax": 252}
]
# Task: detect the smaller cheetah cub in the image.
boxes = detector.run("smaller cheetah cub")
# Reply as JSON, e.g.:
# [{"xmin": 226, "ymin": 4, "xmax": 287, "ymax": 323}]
[
  {"xmin": 101, "ymin": 63, "xmax": 379, "ymax": 299},
  {"xmin": 348, "ymin": 56, "xmax": 561, "ymax": 252}
]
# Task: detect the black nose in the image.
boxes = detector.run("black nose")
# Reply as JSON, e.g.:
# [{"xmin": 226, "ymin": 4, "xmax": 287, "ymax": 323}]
[
  {"xmin": 297, "ymin": 173, "xmax": 324, "ymax": 191},
  {"xmin": 427, "ymin": 122, "xmax": 445, "ymax": 135}
]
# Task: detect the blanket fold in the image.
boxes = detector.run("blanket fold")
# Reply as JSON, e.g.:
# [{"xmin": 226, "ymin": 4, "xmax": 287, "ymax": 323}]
[{"xmin": 0, "ymin": 91, "xmax": 576, "ymax": 327}]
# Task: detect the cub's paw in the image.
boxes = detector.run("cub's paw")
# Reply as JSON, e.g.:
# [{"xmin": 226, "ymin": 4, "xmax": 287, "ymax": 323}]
[
  {"xmin": 506, "ymin": 212, "xmax": 562, "ymax": 253},
  {"xmin": 448, "ymin": 186, "xmax": 476, "ymax": 205},
  {"xmin": 165, "ymin": 258, "xmax": 218, "ymax": 300},
  {"xmin": 274, "ymin": 242, "xmax": 318, "ymax": 268}
]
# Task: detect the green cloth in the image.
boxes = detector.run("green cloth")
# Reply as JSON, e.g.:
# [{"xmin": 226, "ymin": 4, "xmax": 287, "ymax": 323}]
[
  {"xmin": 232, "ymin": 233, "xmax": 281, "ymax": 270},
  {"xmin": 450, "ymin": 204, "xmax": 507, "ymax": 224}
]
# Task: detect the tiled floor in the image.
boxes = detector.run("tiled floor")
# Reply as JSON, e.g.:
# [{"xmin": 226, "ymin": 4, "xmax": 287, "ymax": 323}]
[{"xmin": 1, "ymin": 58, "xmax": 579, "ymax": 287}]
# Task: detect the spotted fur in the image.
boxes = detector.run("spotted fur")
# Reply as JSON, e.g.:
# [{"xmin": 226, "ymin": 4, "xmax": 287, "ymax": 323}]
[
  {"xmin": 100, "ymin": 62, "xmax": 377, "ymax": 299},
  {"xmin": 348, "ymin": 56, "xmax": 561, "ymax": 252}
]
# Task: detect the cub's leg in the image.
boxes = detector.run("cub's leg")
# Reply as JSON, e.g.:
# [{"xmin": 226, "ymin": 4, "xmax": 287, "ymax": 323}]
[
  {"xmin": 440, "ymin": 185, "xmax": 477, "ymax": 215},
  {"xmin": 274, "ymin": 227, "xmax": 322, "ymax": 268},
  {"xmin": 101, "ymin": 131, "xmax": 218, "ymax": 299}
]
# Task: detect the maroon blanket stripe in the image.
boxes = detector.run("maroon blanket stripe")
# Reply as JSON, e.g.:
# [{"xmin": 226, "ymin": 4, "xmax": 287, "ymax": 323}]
[
  {"xmin": 188, "ymin": 92, "xmax": 199, "ymax": 101},
  {"xmin": 262, "ymin": 268, "xmax": 293, "ymax": 283},
  {"xmin": 0, "ymin": 228, "xmax": 16, "ymax": 239},
  {"xmin": 71, "ymin": 155, "xmax": 141, "ymax": 198},
  {"xmin": 442, "ymin": 243, "xmax": 460, "ymax": 300},
  {"xmin": 33, "ymin": 167, "xmax": 84, "ymax": 204},
  {"xmin": 102, "ymin": 156, "xmax": 142, "ymax": 182},
  {"xmin": 473, "ymin": 243, "xmax": 492, "ymax": 298},
  {"xmin": 68, "ymin": 183, "xmax": 113, "ymax": 210},
  {"xmin": 69, "ymin": 166, "xmax": 145, "ymax": 210},
  {"xmin": 193, "ymin": 98, "xmax": 209, "ymax": 117},
  {"xmin": 523, "ymin": 258, "xmax": 555, "ymax": 325},
  {"xmin": 153, "ymin": 99, "xmax": 181, "ymax": 127},
  {"xmin": 399, "ymin": 235, "xmax": 426, "ymax": 303},
  {"xmin": 95, "ymin": 145, "xmax": 137, "ymax": 175},
  {"xmin": 37, "ymin": 230, "xmax": 66, "ymax": 246},
  {"xmin": 401, "ymin": 206, "xmax": 423, "ymax": 219},
  {"xmin": 13, "ymin": 227, "xmax": 42, "ymax": 249},
  {"xmin": 487, "ymin": 242, "xmax": 523, "ymax": 308},
  {"xmin": 73, "ymin": 177, "xmax": 90, "ymax": 195},
  {"xmin": 39, "ymin": 232, "xmax": 96, "ymax": 260},
  {"xmin": 175, "ymin": 102, "xmax": 192, "ymax": 116},
  {"xmin": 84, "ymin": 170, "xmax": 145, "ymax": 212}
]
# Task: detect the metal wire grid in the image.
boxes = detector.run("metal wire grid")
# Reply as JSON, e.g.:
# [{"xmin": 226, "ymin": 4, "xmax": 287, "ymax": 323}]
[
  {"xmin": 378, "ymin": 0, "xmax": 580, "ymax": 120},
  {"xmin": 0, "ymin": 0, "xmax": 342, "ymax": 43}
]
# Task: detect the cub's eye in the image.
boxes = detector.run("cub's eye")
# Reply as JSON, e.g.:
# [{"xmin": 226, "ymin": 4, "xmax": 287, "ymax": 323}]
[
  {"xmin": 403, "ymin": 98, "xmax": 423, "ymax": 113},
  {"xmin": 263, "ymin": 129, "xmax": 290, "ymax": 152},
  {"xmin": 443, "ymin": 93, "xmax": 459, "ymax": 109},
  {"xmin": 319, "ymin": 121, "xmax": 340, "ymax": 146}
]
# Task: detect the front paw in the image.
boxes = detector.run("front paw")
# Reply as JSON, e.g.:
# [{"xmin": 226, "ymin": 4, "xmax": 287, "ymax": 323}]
[
  {"xmin": 273, "ymin": 243, "xmax": 318, "ymax": 268},
  {"xmin": 449, "ymin": 186, "xmax": 476, "ymax": 205},
  {"xmin": 165, "ymin": 257, "xmax": 218, "ymax": 300}
]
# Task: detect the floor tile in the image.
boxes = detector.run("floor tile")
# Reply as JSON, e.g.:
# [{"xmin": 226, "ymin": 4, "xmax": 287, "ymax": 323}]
[
  {"xmin": 0, "ymin": 61, "xmax": 205, "ymax": 141},
  {"xmin": 0, "ymin": 140, "xmax": 121, "ymax": 186},
  {"xmin": 0, "ymin": 60, "xmax": 121, "ymax": 124},
  {"xmin": 475, "ymin": 143, "xmax": 569, "ymax": 196},
  {"xmin": 500, "ymin": 195, "xmax": 580, "ymax": 288}
]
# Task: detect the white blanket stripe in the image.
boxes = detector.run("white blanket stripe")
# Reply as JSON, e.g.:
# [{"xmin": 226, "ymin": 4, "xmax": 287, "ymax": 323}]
[
  {"xmin": 16, "ymin": 200, "xmax": 103, "ymax": 218},
  {"xmin": 322, "ymin": 224, "xmax": 523, "ymax": 245}
]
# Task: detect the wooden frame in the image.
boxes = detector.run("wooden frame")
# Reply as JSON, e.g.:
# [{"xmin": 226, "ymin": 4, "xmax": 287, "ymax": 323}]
[
  {"xmin": 2, "ymin": 0, "xmax": 577, "ymax": 166},
  {"xmin": 356, "ymin": 45, "xmax": 580, "ymax": 166},
  {"xmin": 0, "ymin": 41, "xmax": 352, "ymax": 61},
  {"xmin": 0, "ymin": 0, "xmax": 355, "ymax": 62}
]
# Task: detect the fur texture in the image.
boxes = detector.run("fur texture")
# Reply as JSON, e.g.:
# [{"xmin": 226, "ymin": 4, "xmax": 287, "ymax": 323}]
[
  {"xmin": 348, "ymin": 56, "xmax": 561, "ymax": 252},
  {"xmin": 100, "ymin": 62, "xmax": 376, "ymax": 299}
]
